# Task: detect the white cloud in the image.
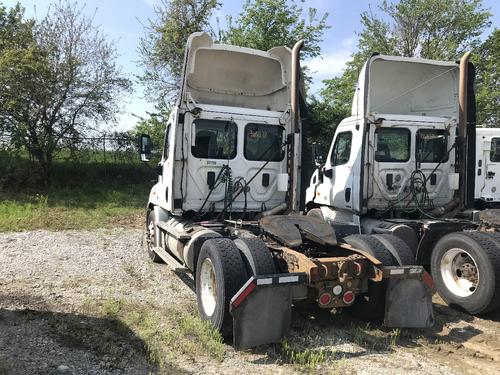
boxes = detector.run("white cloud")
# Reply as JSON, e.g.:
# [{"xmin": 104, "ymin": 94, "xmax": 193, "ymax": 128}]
[
  {"xmin": 304, "ymin": 36, "xmax": 356, "ymax": 94},
  {"xmin": 140, "ymin": 0, "xmax": 156, "ymax": 9},
  {"xmin": 305, "ymin": 49, "xmax": 352, "ymax": 79},
  {"xmin": 341, "ymin": 36, "xmax": 356, "ymax": 49}
]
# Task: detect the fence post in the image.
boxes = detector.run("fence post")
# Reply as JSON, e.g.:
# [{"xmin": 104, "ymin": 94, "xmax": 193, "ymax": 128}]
[{"xmin": 103, "ymin": 132, "xmax": 107, "ymax": 178}]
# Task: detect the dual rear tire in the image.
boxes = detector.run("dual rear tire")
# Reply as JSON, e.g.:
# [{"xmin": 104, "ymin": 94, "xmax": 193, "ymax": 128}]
[
  {"xmin": 430, "ymin": 231, "xmax": 500, "ymax": 314},
  {"xmin": 195, "ymin": 237, "xmax": 275, "ymax": 336},
  {"xmin": 343, "ymin": 234, "xmax": 414, "ymax": 320}
]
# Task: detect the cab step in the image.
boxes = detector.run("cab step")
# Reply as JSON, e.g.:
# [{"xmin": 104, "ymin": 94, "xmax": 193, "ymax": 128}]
[{"xmin": 153, "ymin": 246, "xmax": 190, "ymax": 273}]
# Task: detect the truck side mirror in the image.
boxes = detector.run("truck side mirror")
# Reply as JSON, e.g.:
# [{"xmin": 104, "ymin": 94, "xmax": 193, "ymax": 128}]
[
  {"xmin": 139, "ymin": 134, "xmax": 152, "ymax": 162},
  {"xmin": 323, "ymin": 168, "xmax": 333, "ymax": 179},
  {"xmin": 311, "ymin": 142, "xmax": 325, "ymax": 167}
]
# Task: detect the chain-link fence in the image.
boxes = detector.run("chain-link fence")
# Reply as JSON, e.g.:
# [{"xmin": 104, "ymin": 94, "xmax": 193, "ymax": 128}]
[
  {"xmin": 0, "ymin": 132, "xmax": 159, "ymax": 186},
  {"xmin": 0, "ymin": 132, "xmax": 142, "ymax": 164}
]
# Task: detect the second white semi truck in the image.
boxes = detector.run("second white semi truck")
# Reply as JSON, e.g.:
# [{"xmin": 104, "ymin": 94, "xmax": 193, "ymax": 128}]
[{"xmin": 306, "ymin": 53, "xmax": 500, "ymax": 315}]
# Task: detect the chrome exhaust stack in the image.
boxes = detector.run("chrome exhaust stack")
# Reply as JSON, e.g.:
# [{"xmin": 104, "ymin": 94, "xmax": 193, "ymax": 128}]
[{"xmin": 288, "ymin": 40, "xmax": 304, "ymax": 212}]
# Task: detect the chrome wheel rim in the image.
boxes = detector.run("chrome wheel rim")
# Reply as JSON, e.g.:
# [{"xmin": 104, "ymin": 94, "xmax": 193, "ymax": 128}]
[
  {"xmin": 440, "ymin": 248, "xmax": 479, "ymax": 297},
  {"xmin": 200, "ymin": 258, "xmax": 217, "ymax": 317}
]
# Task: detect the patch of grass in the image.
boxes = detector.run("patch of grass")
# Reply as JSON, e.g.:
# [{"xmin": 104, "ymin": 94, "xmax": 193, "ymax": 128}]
[
  {"xmin": 350, "ymin": 323, "xmax": 402, "ymax": 351},
  {"xmin": 123, "ymin": 263, "xmax": 142, "ymax": 280},
  {"xmin": 88, "ymin": 298, "xmax": 224, "ymax": 371},
  {"xmin": 42, "ymin": 310, "xmax": 139, "ymax": 370},
  {"xmin": 0, "ymin": 360, "xmax": 8, "ymax": 375},
  {"xmin": 388, "ymin": 328, "xmax": 401, "ymax": 347},
  {"xmin": 0, "ymin": 153, "xmax": 155, "ymax": 232},
  {"xmin": 0, "ymin": 183, "xmax": 151, "ymax": 231},
  {"xmin": 280, "ymin": 339, "xmax": 327, "ymax": 368}
]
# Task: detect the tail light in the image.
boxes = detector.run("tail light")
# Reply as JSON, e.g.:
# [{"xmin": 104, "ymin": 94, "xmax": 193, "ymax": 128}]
[
  {"xmin": 318, "ymin": 292, "xmax": 332, "ymax": 306},
  {"xmin": 342, "ymin": 290, "xmax": 355, "ymax": 305}
]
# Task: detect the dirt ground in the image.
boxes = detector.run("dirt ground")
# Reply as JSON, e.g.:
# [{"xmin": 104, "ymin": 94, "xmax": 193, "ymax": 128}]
[{"xmin": 0, "ymin": 229, "xmax": 499, "ymax": 374}]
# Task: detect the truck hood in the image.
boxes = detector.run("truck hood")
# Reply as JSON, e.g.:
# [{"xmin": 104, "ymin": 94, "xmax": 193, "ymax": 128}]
[
  {"xmin": 352, "ymin": 55, "xmax": 459, "ymax": 119},
  {"xmin": 179, "ymin": 32, "xmax": 292, "ymax": 112}
]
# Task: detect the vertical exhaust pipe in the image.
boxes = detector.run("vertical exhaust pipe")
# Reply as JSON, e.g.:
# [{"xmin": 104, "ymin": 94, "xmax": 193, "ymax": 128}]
[
  {"xmin": 291, "ymin": 40, "xmax": 304, "ymax": 133},
  {"xmin": 289, "ymin": 40, "xmax": 304, "ymax": 212},
  {"xmin": 458, "ymin": 52, "xmax": 471, "ymax": 208}
]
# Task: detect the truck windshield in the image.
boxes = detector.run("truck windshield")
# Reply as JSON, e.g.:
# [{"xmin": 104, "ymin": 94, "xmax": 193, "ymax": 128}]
[
  {"xmin": 375, "ymin": 128, "xmax": 410, "ymax": 162},
  {"xmin": 191, "ymin": 119, "xmax": 237, "ymax": 159},
  {"xmin": 491, "ymin": 138, "xmax": 500, "ymax": 162},
  {"xmin": 417, "ymin": 129, "xmax": 448, "ymax": 163},
  {"xmin": 244, "ymin": 124, "xmax": 284, "ymax": 161}
]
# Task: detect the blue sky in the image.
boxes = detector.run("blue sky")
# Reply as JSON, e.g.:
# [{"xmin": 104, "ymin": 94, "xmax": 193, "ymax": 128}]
[{"xmin": 11, "ymin": 0, "xmax": 500, "ymax": 131}]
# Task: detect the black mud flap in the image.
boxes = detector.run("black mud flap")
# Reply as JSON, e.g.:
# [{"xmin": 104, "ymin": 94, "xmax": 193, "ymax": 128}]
[
  {"xmin": 230, "ymin": 273, "xmax": 307, "ymax": 350},
  {"xmin": 383, "ymin": 266, "xmax": 434, "ymax": 328}
]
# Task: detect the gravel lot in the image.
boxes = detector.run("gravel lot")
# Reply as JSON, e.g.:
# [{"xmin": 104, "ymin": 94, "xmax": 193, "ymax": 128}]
[{"xmin": 0, "ymin": 229, "xmax": 499, "ymax": 374}]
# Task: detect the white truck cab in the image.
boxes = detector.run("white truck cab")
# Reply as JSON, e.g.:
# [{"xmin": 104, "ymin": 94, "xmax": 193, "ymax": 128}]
[
  {"xmin": 148, "ymin": 32, "xmax": 297, "ymax": 217},
  {"xmin": 307, "ymin": 55, "xmax": 461, "ymax": 218}
]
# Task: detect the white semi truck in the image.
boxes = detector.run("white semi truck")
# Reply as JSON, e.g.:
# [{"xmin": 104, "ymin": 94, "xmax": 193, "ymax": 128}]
[
  {"xmin": 306, "ymin": 53, "xmax": 500, "ymax": 315},
  {"xmin": 140, "ymin": 33, "xmax": 434, "ymax": 349}
]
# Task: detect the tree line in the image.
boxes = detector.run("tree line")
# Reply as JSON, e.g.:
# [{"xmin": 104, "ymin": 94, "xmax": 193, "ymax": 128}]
[{"xmin": 0, "ymin": 0, "xmax": 498, "ymax": 184}]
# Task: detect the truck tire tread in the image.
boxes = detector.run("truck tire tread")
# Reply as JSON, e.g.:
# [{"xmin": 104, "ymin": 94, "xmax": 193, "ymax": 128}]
[
  {"xmin": 431, "ymin": 231, "xmax": 500, "ymax": 314},
  {"xmin": 343, "ymin": 234, "xmax": 396, "ymax": 320},
  {"xmin": 233, "ymin": 237, "xmax": 276, "ymax": 276},
  {"xmin": 196, "ymin": 238, "xmax": 248, "ymax": 337},
  {"xmin": 373, "ymin": 234, "xmax": 416, "ymax": 265}
]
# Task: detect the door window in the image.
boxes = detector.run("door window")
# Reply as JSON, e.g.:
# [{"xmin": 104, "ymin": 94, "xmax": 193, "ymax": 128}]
[
  {"xmin": 490, "ymin": 138, "xmax": 500, "ymax": 162},
  {"xmin": 375, "ymin": 128, "xmax": 410, "ymax": 162},
  {"xmin": 163, "ymin": 125, "xmax": 171, "ymax": 160},
  {"xmin": 330, "ymin": 131, "xmax": 352, "ymax": 166},
  {"xmin": 191, "ymin": 119, "xmax": 237, "ymax": 159},
  {"xmin": 244, "ymin": 123, "xmax": 284, "ymax": 161},
  {"xmin": 416, "ymin": 129, "xmax": 448, "ymax": 163}
]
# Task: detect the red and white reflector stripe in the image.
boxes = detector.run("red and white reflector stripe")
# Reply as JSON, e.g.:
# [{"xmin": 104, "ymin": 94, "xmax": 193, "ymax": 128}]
[
  {"xmin": 231, "ymin": 279, "xmax": 256, "ymax": 309},
  {"xmin": 230, "ymin": 273, "xmax": 306, "ymax": 310},
  {"xmin": 256, "ymin": 278, "xmax": 273, "ymax": 285},
  {"xmin": 278, "ymin": 275, "xmax": 299, "ymax": 283}
]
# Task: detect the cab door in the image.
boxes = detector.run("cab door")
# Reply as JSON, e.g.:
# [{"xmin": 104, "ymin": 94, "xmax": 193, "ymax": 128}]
[
  {"xmin": 316, "ymin": 129, "xmax": 354, "ymax": 210},
  {"xmin": 482, "ymin": 137, "xmax": 500, "ymax": 201}
]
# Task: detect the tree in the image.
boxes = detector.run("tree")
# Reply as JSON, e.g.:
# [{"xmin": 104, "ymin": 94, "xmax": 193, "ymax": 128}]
[
  {"xmin": 320, "ymin": 0, "xmax": 492, "ymax": 130},
  {"xmin": 474, "ymin": 29, "xmax": 499, "ymax": 127},
  {"xmin": 221, "ymin": 0, "xmax": 329, "ymax": 60},
  {"xmin": 133, "ymin": 113, "xmax": 169, "ymax": 154},
  {"xmin": 138, "ymin": 0, "xmax": 220, "ymax": 109},
  {"xmin": 0, "ymin": 2, "xmax": 131, "ymax": 184},
  {"xmin": 219, "ymin": 0, "xmax": 329, "ymax": 146}
]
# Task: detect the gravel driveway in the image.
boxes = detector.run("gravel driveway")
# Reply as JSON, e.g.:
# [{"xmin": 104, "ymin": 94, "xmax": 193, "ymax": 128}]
[{"xmin": 0, "ymin": 229, "xmax": 498, "ymax": 374}]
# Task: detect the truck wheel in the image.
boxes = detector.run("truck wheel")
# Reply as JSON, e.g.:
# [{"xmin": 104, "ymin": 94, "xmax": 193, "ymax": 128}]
[
  {"xmin": 373, "ymin": 234, "xmax": 416, "ymax": 265},
  {"xmin": 431, "ymin": 232, "xmax": 500, "ymax": 314},
  {"xmin": 196, "ymin": 238, "xmax": 248, "ymax": 337},
  {"xmin": 146, "ymin": 209, "xmax": 163, "ymax": 263},
  {"xmin": 344, "ymin": 234, "xmax": 396, "ymax": 320},
  {"xmin": 306, "ymin": 208, "xmax": 324, "ymax": 221},
  {"xmin": 234, "ymin": 237, "xmax": 276, "ymax": 276}
]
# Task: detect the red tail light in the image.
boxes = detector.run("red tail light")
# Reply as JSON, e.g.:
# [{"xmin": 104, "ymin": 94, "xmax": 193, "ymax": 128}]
[
  {"xmin": 318, "ymin": 292, "xmax": 332, "ymax": 306},
  {"xmin": 342, "ymin": 290, "xmax": 355, "ymax": 304}
]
